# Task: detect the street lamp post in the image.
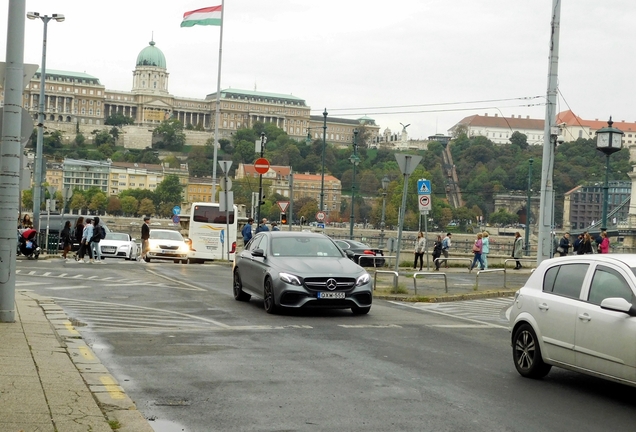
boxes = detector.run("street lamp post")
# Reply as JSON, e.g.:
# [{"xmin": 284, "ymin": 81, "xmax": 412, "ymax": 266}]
[
  {"xmin": 525, "ymin": 158, "xmax": 533, "ymax": 256},
  {"xmin": 27, "ymin": 11, "xmax": 65, "ymax": 233},
  {"xmin": 349, "ymin": 129, "xmax": 360, "ymax": 240},
  {"xmin": 320, "ymin": 109, "xmax": 327, "ymax": 214},
  {"xmin": 256, "ymin": 132, "xmax": 267, "ymax": 223},
  {"xmin": 379, "ymin": 176, "xmax": 389, "ymax": 248},
  {"xmin": 596, "ymin": 117, "xmax": 624, "ymax": 232}
]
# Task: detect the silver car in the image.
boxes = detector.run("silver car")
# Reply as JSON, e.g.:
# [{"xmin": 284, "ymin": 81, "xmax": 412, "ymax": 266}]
[
  {"xmin": 510, "ymin": 254, "xmax": 636, "ymax": 387},
  {"xmin": 233, "ymin": 231, "xmax": 372, "ymax": 314},
  {"xmin": 99, "ymin": 232, "xmax": 139, "ymax": 260}
]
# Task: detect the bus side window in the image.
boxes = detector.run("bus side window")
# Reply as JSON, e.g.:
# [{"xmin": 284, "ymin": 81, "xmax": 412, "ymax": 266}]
[{"xmin": 193, "ymin": 215, "xmax": 208, "ymax": 223}]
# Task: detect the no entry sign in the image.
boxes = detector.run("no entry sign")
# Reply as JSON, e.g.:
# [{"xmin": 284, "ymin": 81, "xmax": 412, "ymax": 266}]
[{"xmin": 254, "ymin": 158, "xmax": 270, "ymax": 174}]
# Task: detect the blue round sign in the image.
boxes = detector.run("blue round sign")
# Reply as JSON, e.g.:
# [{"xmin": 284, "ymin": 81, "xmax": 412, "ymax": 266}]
[
  {"xmin": 172, "ymin": 205, "xmax": 181, "ymax": 215},
  {"xmin": 172, "ymin": 215, "xmax": 180, "ymax": 224}
]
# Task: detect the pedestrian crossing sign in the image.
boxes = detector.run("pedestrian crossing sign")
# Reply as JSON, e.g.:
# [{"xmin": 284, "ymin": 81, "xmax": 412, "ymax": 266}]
[{"xmin": 417, "ymin": 179, "xmax": 431, "ymax": 195}]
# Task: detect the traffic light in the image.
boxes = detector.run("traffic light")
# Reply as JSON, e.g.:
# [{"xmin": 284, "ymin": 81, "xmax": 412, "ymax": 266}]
[{"xmin": 281, "ymin": 212, "xmax": 287, "ymax": 225}]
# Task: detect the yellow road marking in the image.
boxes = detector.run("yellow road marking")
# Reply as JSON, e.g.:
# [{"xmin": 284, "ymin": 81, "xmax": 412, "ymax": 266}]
[
  {"xmin": 64, "ymin": 322, "xmax": 80, "ymax": 335},
  {"xmin": 100, "ymin": 375, "xmax": 126, "ymax": 400}
]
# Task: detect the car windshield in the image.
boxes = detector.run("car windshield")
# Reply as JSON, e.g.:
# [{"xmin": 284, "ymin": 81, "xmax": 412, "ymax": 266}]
[
  {"xmin": 346, "ymin": 240, "xmax": 371, "ymax": 249},
  {"xmin": 105, "ymin": 233, "xmax": 129, "ymax": 241},
  {"xmin": 150, "ymin": 230, "xmax": 184, "ymax": 241},
  {"xmin": 272, "ymin": 237, "xmax": 344, "ymax": 257}
]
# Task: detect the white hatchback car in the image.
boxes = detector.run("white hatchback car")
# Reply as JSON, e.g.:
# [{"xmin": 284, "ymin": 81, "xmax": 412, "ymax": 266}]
[{"xmin": 510, "ymin": 254, "xmax": 636, "ymax": 387}]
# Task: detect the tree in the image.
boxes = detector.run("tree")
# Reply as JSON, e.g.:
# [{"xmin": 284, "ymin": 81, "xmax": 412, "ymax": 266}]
[
  {"xmin": 153, "ymin": 119, "xmax": 186, "ymax": 151},
  {"xmin": 107, "ymin": 196, "xmax": 122, "ymax": 215},
  {"xmin": 69, "ymin": 194, "xmax": 87, "ymax": 213},
  {"xmin": 120, "ymin": 196, "xmax": 139, "ymax": 216},
  {"xmin": 89, "ymin": 192, "xmax": 108, "ymax": 214},
  {"xmin": 105, "ymin": 113, "xmax": 134, "ymax": 127},
  {"xmin": 489, "ymin": 208, "xmax": 519, "ymax": 226},
  {"xmin": 138, "ymin": 198, "xmax": 156, "ymax": 217},
  {"xmin": 155, "ymin": 175, "xmax": 183, "ymax": 206},
  {"xmin": 21, "ymin": 189, "xmax": 33, "ymax": 211}
]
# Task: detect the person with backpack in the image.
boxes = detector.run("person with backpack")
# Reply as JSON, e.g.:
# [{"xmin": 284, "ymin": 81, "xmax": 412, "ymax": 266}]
[{"xmin": 90, "ymin": 217, "xmax": 105, "ymax": 263}]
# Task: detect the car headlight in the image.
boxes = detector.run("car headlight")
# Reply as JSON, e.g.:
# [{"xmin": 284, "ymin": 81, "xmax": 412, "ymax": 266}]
[
  {"xmin": 279, "ymin": 272, "xmax": 302, "ymax": 286},
  {"xmin": 179, "ymin": 244, "xmax": 189, "ymax": 253},
  {"xmin": 118, "ymin": 245, "xmax": 130, "ymax": 250},
  {"xmin": 356, "ymin": 273, "xmax": 370, "ymax": 286}
]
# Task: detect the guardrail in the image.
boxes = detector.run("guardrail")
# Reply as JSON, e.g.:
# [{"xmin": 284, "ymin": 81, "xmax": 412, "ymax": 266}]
[
  {"xmin": 359, "ymin": 255, "xmax": 396, "ymax": 268},
  {"xmin": 503, "ymin": 258, "xmax": 535, "ymax": 288},
  {"xmin": 413, "ymin": 272, "xmax": 448, "ymax": 294},
  {"xmin": 475, "ymin": 268, "xmax": 506, "ymax": 290},
  {"xmin": 373, "ymin": 270, "xmax": 399, "ymax": 292},
  {"xmin": 434, "ymin": 257, "xmax": 472, "ymax": 270}
]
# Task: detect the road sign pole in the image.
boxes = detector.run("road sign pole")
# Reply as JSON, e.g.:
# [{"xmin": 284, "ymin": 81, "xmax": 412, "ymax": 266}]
[{"xmin": 256, "ymin": 133, "xmax": 266, "ymax": 224}]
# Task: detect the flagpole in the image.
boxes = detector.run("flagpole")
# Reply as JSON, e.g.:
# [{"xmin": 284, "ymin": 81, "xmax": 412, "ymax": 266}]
[{"xmin": 211, "ymin": 0, "xmax": 225, "ymax": 204}]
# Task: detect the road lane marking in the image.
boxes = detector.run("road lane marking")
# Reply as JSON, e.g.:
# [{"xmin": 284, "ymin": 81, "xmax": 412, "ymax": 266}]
[
  {"xmin": 338, "ymin": 324, "xmax": 402, "ymax": 328},
  {"xmin": 64, "ymin": 322, "xmax": 80, "ymax": 335},
  {"xmin": 48, "ymin": 285, "xmax": 92, "ymax": 290},
  {"xmin": 390, "ymin": 301, "xmax": 509, "ymax": 329},
  {"xmin": 143, "ymin": 268, "xmax": 207, "ymax": 291}
]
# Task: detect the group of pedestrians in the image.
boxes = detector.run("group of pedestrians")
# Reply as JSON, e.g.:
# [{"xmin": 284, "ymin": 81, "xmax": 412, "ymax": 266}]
[
  {"xmin": 561, "ymin": 230, "xmax": 610, "ymax": 255},
  {"xmin": 58, "ymin": 216, "xmax": 105, "ymax": 263},
  {"xmin": 241, "ymin": 218, "xmax": 280, "ymax": 246},
  {"xmin": 413, "ymin": 232, "xmax": 453, "ymax": 271},
  {"xmin": 469, "ymin": 231, "xmax": 498, "ymax": 271}
]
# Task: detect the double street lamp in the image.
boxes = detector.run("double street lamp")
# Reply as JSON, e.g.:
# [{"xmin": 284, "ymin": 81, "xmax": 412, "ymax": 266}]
[
  {"xmin": 349, "ymin": 129, "xmax": 360, "ymax": 240},
  {"xmin": 379, "ymin": 176, "xmax": 389, "ymax": 248},
  {"xmin": 595, "ymin": 117, "xmax": 624, "ymax": 232},
  {"xmin": 27, "ymin": 11, "xmax": 65, "ymax": 232}
]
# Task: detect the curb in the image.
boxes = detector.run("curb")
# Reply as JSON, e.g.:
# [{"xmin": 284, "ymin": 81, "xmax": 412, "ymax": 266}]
[{"xmin": 27, "ymin": 293, "xmax": 154, "ymax": 432}]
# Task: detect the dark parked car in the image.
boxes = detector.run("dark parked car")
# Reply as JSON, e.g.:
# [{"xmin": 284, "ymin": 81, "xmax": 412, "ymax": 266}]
[
  {"xmin": 333, "ymin": 239, "xmax": 385, "ymax": 267},
  {"xmin": 233, "ymin": 232, "xmax": 372, "ymax": 315}
]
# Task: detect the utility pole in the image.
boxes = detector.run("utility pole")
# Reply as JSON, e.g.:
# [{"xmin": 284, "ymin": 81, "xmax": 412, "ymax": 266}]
[
  {"xmin": 0, "ymin": 0, "xmax": 26, "ymax": 322},
  {"xmin": 525, "ymin": 158, "xmax": 533, "ymax": 256},
  {"xmin": 537, "ymin": 0, "xmax": 561, "ymax": 264},
  {"xmin": 256, "ymin": 132, "xmax": 266, "ymax": 223}
]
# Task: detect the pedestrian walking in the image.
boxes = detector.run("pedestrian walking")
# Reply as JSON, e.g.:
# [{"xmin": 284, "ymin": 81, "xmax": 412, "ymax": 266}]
[
  {"xmin": 572, "ymin": 233, "xmax": 583, "ymax": 254},
  {"xmin": 242, "ymin": 218, "xmax": 254, "ymax": 246},
  {"xmin": 512, "ymin": 232, "xmax": 524, "ymax": 269},
  {"xmin": 469, "ymin": 233, "xmax": 484, "ymax": 272},
  {"xmin": 271, "ymin": 222, "xmax": 280, "ymax": 231},
  {"xmin": 432, "ymin": 235, "xmax": 443, "ymax": 271},
  {"xmin": 77, "ymin": 218, "xmax": 94, "ymax": 263},
  {"xmin": 577, "ymin": 232, "xmax": 593, "ymax": 255},
  {"xmin": 140, "ymin": 216, "xmax": 150, "ymax": 262},
  {"xmin": 72, "ymin": 217, "xmax": 85, "ymax": 260},
  {"xmin": 440, "ymin": 233, "xmax": 452, "ymax": 268},
  {"xmin": 60, "ymin": 221, "xmax": 72, "ymax": 260},
  {"xmin": 481, "ymin": 231, "xmax": 490, "ymax": 269},
  {"xmin": 599, "ymin": 231, "xmax": 610, "ymax": 254},
  {"xmin": 557, "ymin": 232, "xmax": 570, "ymax": 257},
  {"xmin": 413, "ymin": 231, "xmax": 425, "ymax": 271},
  {"xmin": 90, "ymin": 217, "xmax": 103, "ymax": 263}
]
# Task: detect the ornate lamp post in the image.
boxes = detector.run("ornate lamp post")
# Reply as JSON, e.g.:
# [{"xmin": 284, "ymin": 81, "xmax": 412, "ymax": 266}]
[
  {"xmin": 379, "ymin": 176, "xmax": 389, "ymax": 248},
  {"xmin": 27, "ymin": 11, "xmax": 65, "ymax": 232},
  {"xmin": 349, "ymin": 129, "xmax": 360, "ymax": 240},
  {"xmin": 595, "ymin": 117, "xmax": 624, "ymax": 232}
]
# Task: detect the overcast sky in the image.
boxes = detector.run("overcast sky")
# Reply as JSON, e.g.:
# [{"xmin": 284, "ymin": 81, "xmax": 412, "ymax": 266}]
[{"xmin": 2, "ymin": 0, "xmax": 636, "ymax": 140}]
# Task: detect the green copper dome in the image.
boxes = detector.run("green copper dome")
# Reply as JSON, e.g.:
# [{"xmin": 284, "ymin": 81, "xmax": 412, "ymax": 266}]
[{"xmin": 136, "ymin": 41, "xmax": 166, "ymax": 68}]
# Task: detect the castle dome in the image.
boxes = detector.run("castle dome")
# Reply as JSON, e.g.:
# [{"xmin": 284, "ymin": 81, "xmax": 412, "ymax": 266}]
[{"xmin": 136, "ymin": 41, "xmax": 166, "ymax": 68}]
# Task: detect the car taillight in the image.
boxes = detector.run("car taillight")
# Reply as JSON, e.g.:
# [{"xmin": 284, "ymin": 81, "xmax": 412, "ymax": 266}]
[
  {"xmin": 230, "ymin": 241, "xmax": 236, "ymax": 254},
  {"xmin": 363, "ymin": 250, "xmax": 375, "ymax": 255}
]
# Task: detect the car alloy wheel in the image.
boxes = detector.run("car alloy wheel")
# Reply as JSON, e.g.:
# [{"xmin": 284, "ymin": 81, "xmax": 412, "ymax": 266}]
[
  {"xmin": 513, "ymin": 324, "xmax": 551, "ymax": 379},
  {"xmin": 233, "ymin": 270, "xmax": 251, "ymax": 301},
  {"xmin": 263, "ymin": 277, "xmax": 278, "ymax": 314}
]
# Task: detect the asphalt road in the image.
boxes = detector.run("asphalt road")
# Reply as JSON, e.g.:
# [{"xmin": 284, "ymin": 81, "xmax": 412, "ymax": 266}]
[{"xmin": 15, "ymin": 259, "xmax": 636, "ymax": 432}]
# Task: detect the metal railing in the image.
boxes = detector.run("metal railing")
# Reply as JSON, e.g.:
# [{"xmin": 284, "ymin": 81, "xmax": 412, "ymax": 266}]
[
  {"xmin": 475, "ymin": 268, "xmax": 506, "ymax": 290},
  {"xmin": 359, "ymin": 255, "xmax": 396, "ymax": 268},
  {"xmin": 413, "ymin": 272, "xmax": 448, "ymax": 294},
  {"xmin": 373, "ymin": 270, "xmax": 399, "ymax": 292},
  {"xmin": 503, "ymin": 258, "xmax": 535, "ymax": 288},
  {"xmin": 434, "ymin": 257, "xmax": 473, "ymax": 269}
]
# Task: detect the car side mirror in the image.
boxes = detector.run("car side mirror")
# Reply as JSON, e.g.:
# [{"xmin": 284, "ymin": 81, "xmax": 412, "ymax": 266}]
[
  {"xmin": 600, "ymin": 297, "xmax": 636, "ymax": 316},
  {"xmin": 252, "ymin": 248, "xmax": 265, "ymax": 258}
]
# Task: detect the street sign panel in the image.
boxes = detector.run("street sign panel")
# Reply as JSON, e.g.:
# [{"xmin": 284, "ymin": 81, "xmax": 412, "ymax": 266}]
[
  {"xmin": 172, "ymin": 214, "xmax": 180, "ymax": 224},
  {"xmin": 417, "ymin": 179, "xmax": 431, "ymax": 195},
  {"xmin": 395, "ymin": 154, "xmax": 422, "ymax": 175},
  {"xmin": 418, "ymin": 194, "xmax": 431, "ymax": 212},
  {"xmin": 317, "ymin": 223, "xmax": 325, "ymax": 229},
  {"xmin": 218, "ymin": 160, "xmax": 233, "ymax": 173},
  {"xmin": 220, "ymin": 177, "xmax": 232, "ymax": 191},
  {"xmin": 277, "ymin": 201, "xmax": 289, "ymax": 212},
  {"xmin": 172, "ymin": 205, "xmax": 181, "ymax": 215},
  {"xmin": 254, "ymin": 158, "xmax": 270, "ymax": 174},
  {"xmin": 316, "ymin": 211, "xmax": 326, "ymax": 221}
]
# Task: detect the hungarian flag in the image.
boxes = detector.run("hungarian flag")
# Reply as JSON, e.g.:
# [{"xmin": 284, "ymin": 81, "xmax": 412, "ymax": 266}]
[{"xmin": 181, "ymin": 5, "xmax": 222, "ymax": 27}]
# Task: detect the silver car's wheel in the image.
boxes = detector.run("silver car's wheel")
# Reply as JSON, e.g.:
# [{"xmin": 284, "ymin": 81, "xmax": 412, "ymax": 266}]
[
  {"xmin": 233, "ymin": 270, "xmax": 251, "ymax": 301},
  {"xmin": 513, "ymin": 324, "xmax": 551, "ymax": 379},
  {"xmin": 263, "ymin": 277, "xmax": 278, "ymax": 314}
]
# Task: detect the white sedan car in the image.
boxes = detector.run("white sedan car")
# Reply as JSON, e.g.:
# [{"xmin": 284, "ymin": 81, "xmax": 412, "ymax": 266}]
[
  {"xmin": 510, "ymin": 254, "xmax": 636, "ymax": 387},
  {"xmin": 145, "ymin": 229, "xmax": 189, "ymax": 263},
  {"xmin": 99, "ymin": 232, "xmax": 139, "ymax": 260}
]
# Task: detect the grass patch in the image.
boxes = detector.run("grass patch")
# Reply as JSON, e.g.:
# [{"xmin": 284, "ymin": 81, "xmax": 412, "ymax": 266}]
[{"xmin": 108, "ymin": 420, "xmax": 121, "ymax": 429}]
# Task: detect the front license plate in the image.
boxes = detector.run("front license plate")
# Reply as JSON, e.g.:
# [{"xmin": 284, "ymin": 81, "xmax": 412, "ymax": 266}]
[
  {"xmin": 317, "ymin": 292, "xmax": 345, "ymax": 299},
  {"xmin": 161, "ymin": 250, "xmax": 176, "ymax": 254}
]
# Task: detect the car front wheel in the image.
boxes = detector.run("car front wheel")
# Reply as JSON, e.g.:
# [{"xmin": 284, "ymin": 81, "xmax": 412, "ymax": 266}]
[
  {"xmin": 263, "ymin": 277, "xmax": 278, "ymax": 314},
  {"xmin": 233, "ymin": 270, "xmax": 251, "ymax": 302},
  {"xmin": 513, "ymin": 323, "xmax": 551, "ymax": 379}
]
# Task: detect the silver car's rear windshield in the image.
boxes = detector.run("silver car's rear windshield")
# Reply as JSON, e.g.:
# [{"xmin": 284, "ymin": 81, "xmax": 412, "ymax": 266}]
[{"xmin": 272, "ymin": 237, "xmax": 344, "ymax": 257}]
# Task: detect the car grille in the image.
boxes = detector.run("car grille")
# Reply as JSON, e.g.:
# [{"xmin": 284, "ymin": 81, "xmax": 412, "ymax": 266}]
[
  {"xmin": 101, "ymin": 246, "xmax": 117, "ymax": 253},
  {"xmin": 303, "ymin": 277, "xmax": 356, "ymax": 291},
  {"xmin": 158, "ymin": 244, "xmax": 179, "ymax": 250}
]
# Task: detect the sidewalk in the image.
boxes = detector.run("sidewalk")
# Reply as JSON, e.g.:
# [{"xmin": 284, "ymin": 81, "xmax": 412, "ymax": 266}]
[{"xmin": 0, "ymin": 291, "xmax": 153, "ymax": 432}]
